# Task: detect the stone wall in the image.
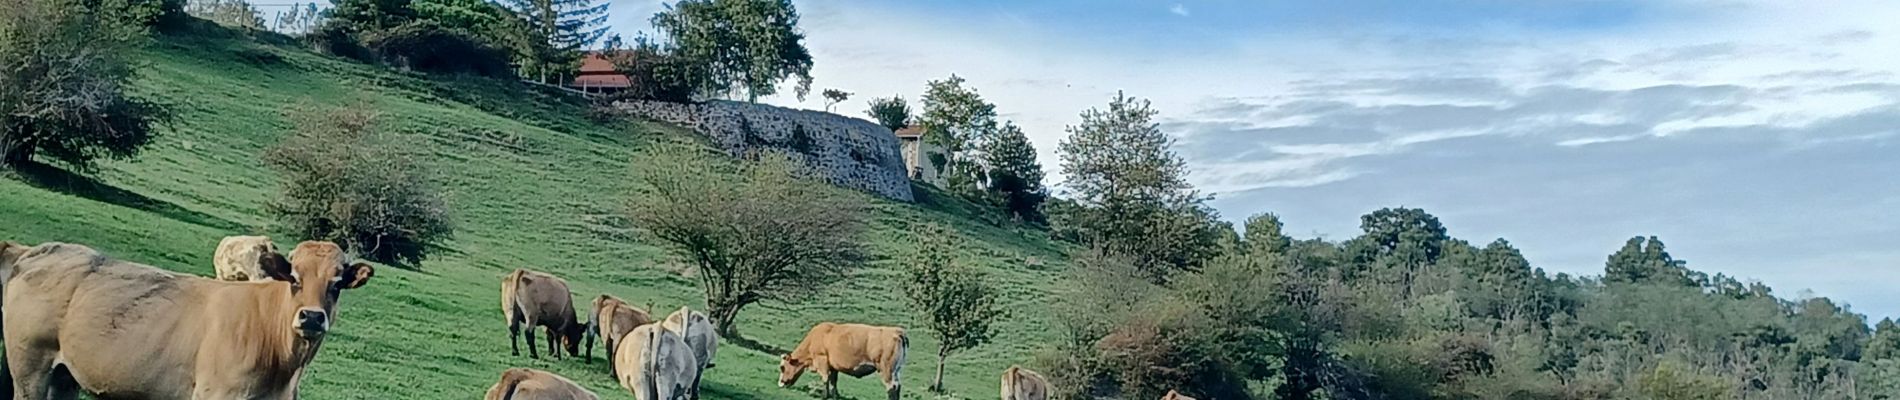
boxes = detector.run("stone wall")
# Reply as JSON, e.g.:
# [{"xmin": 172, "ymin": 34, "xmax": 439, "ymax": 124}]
[{"xmin": 609, "ymin": 100, "xmax": 914, "ymax": 202}]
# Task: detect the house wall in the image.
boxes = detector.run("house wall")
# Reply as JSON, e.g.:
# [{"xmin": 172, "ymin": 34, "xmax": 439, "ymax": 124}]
[{"xmin": 609, "ymin": 100, "xmax": 915, "ymax": 202}]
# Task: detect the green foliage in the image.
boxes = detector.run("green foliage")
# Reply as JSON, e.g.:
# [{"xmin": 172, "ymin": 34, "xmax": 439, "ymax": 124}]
[
  {"xmin": 187, "ymin": 0, "xmax": 264, "ymax": 30},
  {"xmin": 0, "ymin": 0, "xmax": 168, "ymax": 171},
  {"xmin": 604, "ymin": 37, "xmax": 710, "ymax": 102},
  {"xmin": 625, "ymin": 145, "xmax": 867, "ymax": 337},
  {"xmin": 1057, "ymin": 91, "xmax": 1224, "ymax": 281},
  {"xmin": 360, "ymin": 20, "xmax": 516, "ymax": 77},
  {"xmin": 326, "ymin": 0, "xmax": 418, "ymax": 34},
  {"xmin": 497, "ymin": 0, "xmax": 607, "ymax": 81},
  {"xmin": 917, "ymin": 75, "xmax": 997, "ymax": 192},
  {"xmin": 821, "ymin": 88, "xmax": 850, "ymax": 112},
  {"xmin": 650, "ymin": 0, "xmax": 813, "ymax": 102},
  {"xmin": 864, "ymin": 95, "xmax": 913, "ymax": 131},
  {"xmin": 982, "ymin": 122, "xmax": 1046, "ymax": 223},
  {"xmin": 263, "ymin": 102, "xmax": 453, "ymax": 266},
  {"xmin": 1242, "ymin": 213, "xmax": 1291, "ymax": 257},
  {"xmin": 1638, "ymin": 360, "xmax": 1734, "ymax": 400},
  {"xmin": 902, "ymin": 222, "xmax": 1004, "ymax": 392},
  {"xmin": 1604, "ymin": 235, "xmax": 1696, "ymax": 286}
]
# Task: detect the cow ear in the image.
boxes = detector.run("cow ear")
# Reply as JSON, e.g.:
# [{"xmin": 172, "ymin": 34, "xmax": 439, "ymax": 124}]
[
  {"xmin": 259, "ymin": 252, "xmax": 295, "ymax": 282},
  {"xmin": 342, "ymin": 262, "xmax": 374, "ymax": 289}
]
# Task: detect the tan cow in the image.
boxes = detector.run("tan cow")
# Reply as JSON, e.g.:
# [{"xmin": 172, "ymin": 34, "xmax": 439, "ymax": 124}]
[
  {"xmin": 501, "ymin": 269, "xmax": 586, "ymax": 360},
  {"xmin": 587, "ymin": 294, "xmax": 655, "ymax": 372},
  {"xmin": 661, "ymin": 306, "xmax": 718, "ymax": 400},
  {"xmin": 1000, "ymin": 365, "xmax": 1050, "ymax": 400},
  {"xmin": 483, "ymin": 368, "xmax": 600, "ymax": 400},
  {"xmin": 3, "ymin": 241, "xmax": 372, "ymax": 400},
  {"xmin": 615, "ymin": 323, "xmax": 699, "ymax": 400},
  {"xmin": 778, "ymin": 322, "xmax": 908, "ymax": 400},
  {"xmin": 1161, "ymin": 389, "xmax": 1197, "ymax": 400},
  {"xmin": 213, "ymin": 235, "xmax": 278, "ymax": 281}
]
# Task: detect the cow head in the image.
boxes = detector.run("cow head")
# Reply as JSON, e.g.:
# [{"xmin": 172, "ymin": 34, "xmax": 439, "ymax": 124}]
[
  {"xmin": 260, "ymin": 241, "xmax": 375, "ymax": 340},
  {"xmin": 561, "ymin": 322, "xmax": 586, "ymax": 357},
  {"xmin": 777, "ymin": 354, "xmax": 808, "ymax": 387}
]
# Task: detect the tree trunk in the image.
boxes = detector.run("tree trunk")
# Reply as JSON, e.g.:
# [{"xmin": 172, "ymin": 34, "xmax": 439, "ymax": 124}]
[
  {"xmin": 931, "ymin": 351, "xmax": 947, "ymax": 393},
  {"xmin": 708, "ymin": 299, "xmax": 745, "ymax": 338}
]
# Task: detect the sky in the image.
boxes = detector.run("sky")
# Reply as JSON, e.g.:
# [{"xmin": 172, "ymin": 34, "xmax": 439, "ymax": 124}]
[{"xmin": 603, "ymin": 1, "xmax": 1900, "ymax": 319}]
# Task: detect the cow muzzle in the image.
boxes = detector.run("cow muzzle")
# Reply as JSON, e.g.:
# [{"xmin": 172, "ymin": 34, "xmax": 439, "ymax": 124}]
[{"xmin": 296, "ymin": 309, "xmax": 329, "ymax": 336}]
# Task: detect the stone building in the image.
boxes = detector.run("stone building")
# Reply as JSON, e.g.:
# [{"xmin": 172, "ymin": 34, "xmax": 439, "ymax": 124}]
[{"xmin": 894, "ymin": 125, "xmax": 945, "ymax": 186}]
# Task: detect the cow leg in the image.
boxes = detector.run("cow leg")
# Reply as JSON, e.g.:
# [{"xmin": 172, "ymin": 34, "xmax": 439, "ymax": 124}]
[
  {"xmin": 880, "ymin": 364, "xmax": 900, "ymax": 400},
  {"xmin": 545, "ymin": 327, "xmax": 561, "ymax": 360},
  {"xmin": 606, "ymin": 337, "xmax": 618, "ymax": 376},
  {"xmin": 6, "ymin": 348, "xmax": 59, "ymax": 400},
  {"xmin": 509, "ymin": 320, "xmax": 522, "ymax": 357},
  {"xmin": 822, "ymin": 369, "xmax": 839, "ymax": 399},
  {"xmin": 524, "ymin": 325, "xmax": 540, "ymax": 359}
]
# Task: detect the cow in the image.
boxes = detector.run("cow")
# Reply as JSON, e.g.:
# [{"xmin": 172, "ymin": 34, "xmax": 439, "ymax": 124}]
[
  {"xmin": 660, "ymin": 306, "xmax": 718, "ymax": 399},
  {"xmin": 501, "ymin": 268, "xmax": 586, "ymax": 360},
  {"xmin": 1000, "ymin": 365, "xmax": 1050, "ymax": 400},
  {"xmin": 587, "ymin": 294, "xmax": 654, "ymax": 372},
  {"xmin": 2, "ymin": 241, "xmax": 372, "ymax": 400},
  {"xmin": 483, "ymin": 368, "xmax": 600, "ymax": 400},
  {"xmin": 1161, "ymin": 389, "xmax": 1197, "ymax": 400},
  {"xmin": 0, "ymin": 240, "xmax": 27, "ymax": 398},
  {"xmin": 615, "ymin": 323, "xmax": 699, "ymax": 400},
  {"xmin": 778, "ymin": 322, "xmax": 908, "ymax": 400},
  {"xmin": 213, "ymin": 235, "xmax": 278, "ymax": 281}
]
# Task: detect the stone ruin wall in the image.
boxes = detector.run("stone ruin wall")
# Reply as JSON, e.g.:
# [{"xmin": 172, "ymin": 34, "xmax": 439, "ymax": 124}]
[{"xmin": 609, "ymin": 100, "xmax": 914, "ymax": 202}]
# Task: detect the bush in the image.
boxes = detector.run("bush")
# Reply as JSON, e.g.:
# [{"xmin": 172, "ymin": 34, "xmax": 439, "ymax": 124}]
[
  {"xmin": 361, "ymin": 20, "xmax": 514, "ymax": 77},
  {"xmin": 0, "ymin": 0, "xmax": 169, "ymax": 171},
  {"xmin": 264, "ymin": 102, "xmax": 453, "ymax": 266},
  {"xmin": 605, "ymin": 41, "xmax": 710, "ymax": 103}
]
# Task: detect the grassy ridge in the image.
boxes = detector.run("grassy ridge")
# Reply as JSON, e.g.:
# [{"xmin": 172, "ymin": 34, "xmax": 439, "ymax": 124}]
[{"xmin": 0, "ymin": 29, "xmax": 1069, "ymax": 400}]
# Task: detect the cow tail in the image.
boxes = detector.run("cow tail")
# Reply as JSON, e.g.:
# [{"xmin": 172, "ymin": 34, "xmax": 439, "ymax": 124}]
[
  {"xmin": 645, "ymin": 328, "xmax": 661, "ymax": 400},
  {"xmin": 893, "ymin": 332, "xmax": 908, "ymax": 383}
]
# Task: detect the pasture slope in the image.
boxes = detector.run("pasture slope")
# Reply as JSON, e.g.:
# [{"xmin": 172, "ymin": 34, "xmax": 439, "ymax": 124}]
[{"xmin": 0, "ymin": 28, "xmax": 1068, "ymax": 400}]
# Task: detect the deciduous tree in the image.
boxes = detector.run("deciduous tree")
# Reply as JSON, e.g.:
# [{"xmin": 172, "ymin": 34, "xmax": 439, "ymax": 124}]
[
  {"xmin": 1057, "ymin": 91, "xmax": 1223, "ymax": 280},
  {"xmin": 0, "ymin": 0, "xmax": 167, "ymax": 171},
  {"xmin": 651, "ymin": 0, "xmax": 813, "ymax": 102},
  {"xmin": 903, "ymin": 222, "xmax": 1002, "ymax": 393}
]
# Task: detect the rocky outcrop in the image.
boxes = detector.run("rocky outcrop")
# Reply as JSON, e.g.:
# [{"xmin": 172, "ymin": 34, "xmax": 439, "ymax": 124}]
[{"xmin": 609, "ymin": 100, "xmax": 913, "ymax": 202}]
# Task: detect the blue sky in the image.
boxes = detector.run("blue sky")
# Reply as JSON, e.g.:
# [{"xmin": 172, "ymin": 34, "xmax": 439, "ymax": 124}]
[{"xmin": 605, "ymin": 1, "xmax": 1900, "ymax": 319}]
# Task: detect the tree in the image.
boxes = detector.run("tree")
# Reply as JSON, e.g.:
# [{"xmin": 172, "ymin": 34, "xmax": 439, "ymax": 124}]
[
  {"xmin": 1869, "ymin": 319, "xmax": 1900, "ymax": 362},
  {"xmin": 1344, "ymin": 207, "xmax": 1449, "ymax": 299},
  {"xmin": 903, "ymin": 222, "xmax": 1003, "ymax": 393},
  {"xmin": 651, "ymin": 0, "xmax": 813, "ymax": 102},
  {"xmin": 626, "ymin": 145, "xmax": 866, "ymax": 337},
  {"xmin": 916, "ymin": 75, "xmax": 998, "ymax": 192},
  {"xmin": 1603, "ymin": 236, "xmax": 1693, "ymax": 286},
  {"xmin": 982, "ymin": 122, "xmax": 1046, "ymax": 223},
  {"xmin": 498, "ymin": 0, "xmax": 608, "ymax": 82},
  {"xmin": 1243, "ymin": 213, "xmax": 1292, "ymax": 257},
  {"xmin": 1057, "ymin": 91, "xmax": 1223, "ymax": 281},
  {"xmin": 821, "ymin": 89, "xmax": 850, "ymax": 112},
  {"xmin": 264, "ymin": 102, "xmax": 453, "ymax": 266},
  {"xmin": 865, "ymin": 96, "xmax": 912, "ymax": 131},
  {"xmin": 0, "ymin": 0, "xmax": 167, "ymax": 171},
  {"xmin": 327, "ymin": 0, "xmax": 418, "ymax": 34}
]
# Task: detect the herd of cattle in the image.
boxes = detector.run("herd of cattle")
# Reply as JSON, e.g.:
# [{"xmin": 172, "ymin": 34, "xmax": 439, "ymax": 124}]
[{"xmin": 0, "ymin": 235, "xmax": 1197, "ymax": 400}]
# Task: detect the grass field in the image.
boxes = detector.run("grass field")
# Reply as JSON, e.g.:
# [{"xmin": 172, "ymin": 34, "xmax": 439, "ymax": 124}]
[{"xmin": 0, "ymin": 27, "xmax": 1071, "ymax": 400}]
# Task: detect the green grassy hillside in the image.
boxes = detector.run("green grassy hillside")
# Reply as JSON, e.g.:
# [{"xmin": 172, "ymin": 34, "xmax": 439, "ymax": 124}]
[{"xmin": 0, "ymin": 28, "xmax": 1069, "ymax": 400}]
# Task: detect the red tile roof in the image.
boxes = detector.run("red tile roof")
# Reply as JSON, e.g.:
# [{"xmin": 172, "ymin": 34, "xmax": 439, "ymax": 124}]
[
  {"xmin": 571, "ymin": 53, "xmax": 631, "ymax": 88},
  {"xmin": 894, "ymin": 125, "xmax": 925, "ymax": 138}
]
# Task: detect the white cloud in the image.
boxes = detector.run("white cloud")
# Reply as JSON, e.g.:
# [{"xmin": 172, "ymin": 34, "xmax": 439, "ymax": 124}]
[{"xmin": 1170, "ymin": 4, "xmax": 1190, "ymax": 17}]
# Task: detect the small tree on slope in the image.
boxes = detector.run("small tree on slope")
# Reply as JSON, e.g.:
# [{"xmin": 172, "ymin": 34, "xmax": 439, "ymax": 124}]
[
  {"xmin": 903, "ymin": 222, "xmax": 1003, "ymax": 393},
  {"xmin": 627, "ymin": 145, "xmax": 866, "ymax": 337}
]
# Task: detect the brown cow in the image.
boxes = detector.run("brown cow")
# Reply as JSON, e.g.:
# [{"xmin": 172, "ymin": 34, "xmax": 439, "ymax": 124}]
[
  {"xmin": 213, "ymin": 235, "xmax": 278, "ymax": 281},
  {"xmin": 1161, "ymin": 389, "xmax": 1197, "ymax": 400},
  {"xmin": 3, "ymin": 241, "xmax": 372, "ymax": 400},
  {"xmin": 483, "ymin": 368, "xmax": 600, "ymax": 400},
  {"xmin": 1000, "ymin": 365, "xmax": 1049, "ymax": 400},
  {"xmin": 587, "ymin": 294, "xmax": 654, "ymax": 372},
  {"xmin": 501, "ymin": 269, "xmax": 587, "ymax": 360},
  {"xmin": 778, "ymin": 322, "xmax": 908, "ymax": 400}
]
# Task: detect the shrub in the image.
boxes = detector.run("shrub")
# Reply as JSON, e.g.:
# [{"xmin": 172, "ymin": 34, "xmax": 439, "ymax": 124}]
[
  {"xmin": 606, "ymin": 40, "xmax": 710, "ymax": 103},
  {"xmin": 625, "ymin": 144, "xmax": 865, "ymax": 336},
  {"xmin": 361, "ymin": 20, "xmax": 514, "ymax": 77},
  {"xmin": 263, "ymin": 102, "xmax": 453, "ymax": 266},
  {"xmin": 0, "ymin": 0, "xmax": 168, "ymax": 171}
]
